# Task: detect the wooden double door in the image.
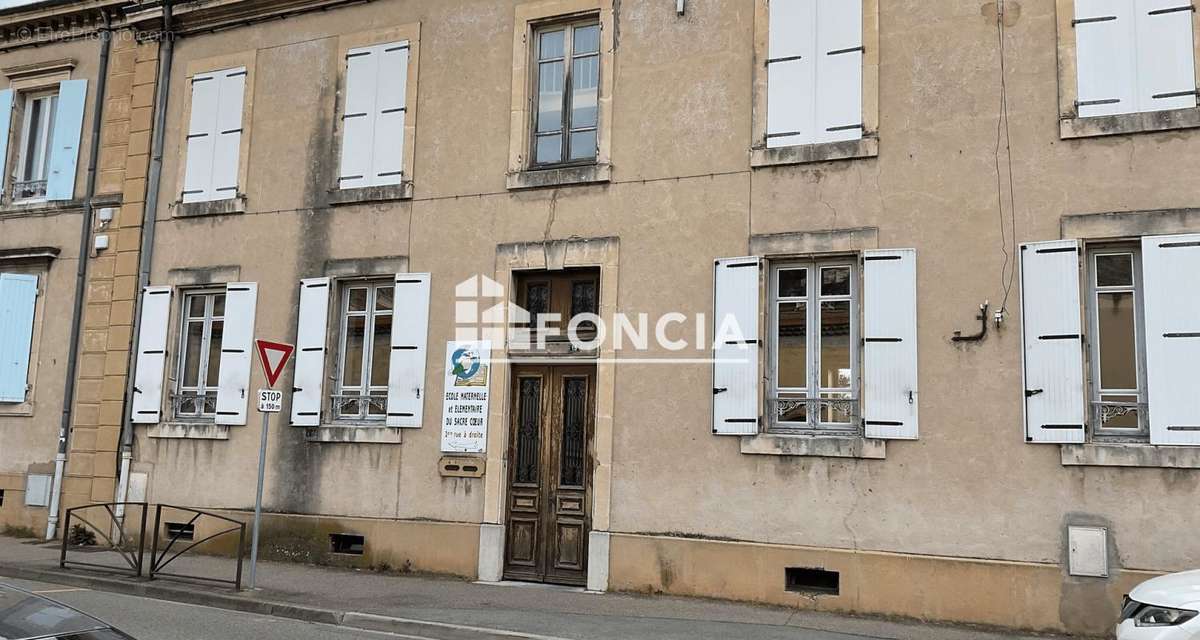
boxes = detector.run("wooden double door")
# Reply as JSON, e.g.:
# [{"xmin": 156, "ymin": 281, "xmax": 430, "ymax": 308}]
[{"xmin": 503, "ymin": 365, "xmax": 595, "ymax": 586}]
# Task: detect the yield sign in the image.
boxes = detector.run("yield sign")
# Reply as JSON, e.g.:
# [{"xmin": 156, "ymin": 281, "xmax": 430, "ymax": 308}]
[{"xmin": 255, "ymin": 340, "xmax": 294, "ymax": 389}]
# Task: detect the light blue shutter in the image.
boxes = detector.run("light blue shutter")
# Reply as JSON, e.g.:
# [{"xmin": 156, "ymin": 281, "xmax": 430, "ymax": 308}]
[
  {"xmin": 0, "ymin": 273, "xmax": 38, "ymax": 403},
  {"xmin": 215, "ymin": 282, "xmax": 257, "ymax": 426},
  {"xmin": 46, "ymin": 79, "xmax": 87, "ymax": 201},
  {"xmin": 0, "ymin": 89, "xmax": 14, "ymax": 196}
]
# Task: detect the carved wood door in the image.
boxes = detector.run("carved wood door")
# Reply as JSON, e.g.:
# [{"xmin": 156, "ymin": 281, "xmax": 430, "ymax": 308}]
[{"xmin": 503, "ymin": 365, "xmax": 594, "ymax": 585}]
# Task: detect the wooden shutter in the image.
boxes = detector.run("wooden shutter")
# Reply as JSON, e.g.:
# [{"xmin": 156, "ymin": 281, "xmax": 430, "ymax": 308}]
[
  {"xmin": 1135, "ymin": 0, "xmax": 1197, "ymax": 112},
  {"xmin": 712, "ymin": 257, "xmax": 761, "ymax": 435},
  {"xmin": 131, "ymin": 286, "xmax": 172, "ymax": 424},
  {"xmin": 815, "ymin": 0, "xmax": 863, "ymax": 144},
  {"xmin": 182, "ymin": 73, "xmax": 220, "ymax": 202},
  {"xmin": 290, "ymin": 277, "xmax": 330, "ymax": 427},
  {"xmin": 387, "ymin": 272, "xmax": 430, "ymax": 428},
  {"xmin": 1075, "ymin": 0, "xmax": 1137, "ymax": 117},
  {"xmin": 0, "ymin": 89, "xmax": 12, "ymax": 193},
  {"xmin": 766, "ymin": 0, "xmax": 816, "ymax": 148},
  {"xmin": 211, "ymin": 68, "xmax": 246, "ymax": 199},
  {"xmin": 1141, "ymin": 233, "xmax": 1200, "ymax": 445},
  {"xmin": 0, "ymin": 273, "xmax": 38, "ymax": 403},
  {"xmin": 339, "ymin": 47, "xmax": 379, "ymax": 191},
  {"xmin": 46, "ymin": 79, "xmax": 87, "ymax": 201},
  {"xmin": 372, "ymin": 43, "xmax": 409, "ymax": 187},
  {"xmin": 1019, "ymin": 240, "xmax": 1086, "ymax": 443},
  {"xmin": 862, "ymin": 249, "xmax": 918, "ymax": 439},
  {"xmin": 215, "ymin": 282, "xmax": 257, "ymax": 426}
]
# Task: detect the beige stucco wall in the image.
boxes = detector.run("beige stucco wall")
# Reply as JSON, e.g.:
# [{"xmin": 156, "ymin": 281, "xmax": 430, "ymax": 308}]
[{"xmin": 120, "ymin": 0, "xmax": 1200, "ymax": 633}]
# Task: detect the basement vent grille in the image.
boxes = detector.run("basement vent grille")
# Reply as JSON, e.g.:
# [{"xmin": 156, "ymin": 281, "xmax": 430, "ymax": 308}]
[
  {"xmin": 330, "ymin": 533, "xmax": 365, "ymax": 555},
  {"xmin": 785, "ymin": 567, "xmax": 840, "ymax": 595},
  {"xmin": 165, "ymin": 522, "xmax": 195, "ymax": 541}
]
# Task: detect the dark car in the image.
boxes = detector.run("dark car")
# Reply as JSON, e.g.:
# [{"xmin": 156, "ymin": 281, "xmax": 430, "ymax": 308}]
[{"xmin": 0, "ymin": 582, "xmax": 134, "ymax": 640}]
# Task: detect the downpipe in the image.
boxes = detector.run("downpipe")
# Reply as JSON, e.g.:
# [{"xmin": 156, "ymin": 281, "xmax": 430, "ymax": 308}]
[{"xmin": 46, "ymin": 14, "xmax": 112, "ymax": 541}]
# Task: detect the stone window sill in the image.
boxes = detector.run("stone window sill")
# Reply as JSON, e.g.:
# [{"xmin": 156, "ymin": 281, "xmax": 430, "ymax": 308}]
[
  {"xmin": 148, "ymin": 422, "xmax": 230, "ymax": 440},
  {"xmin": 1059, "ymin": 107, "xmax": 1200, "ymax": 140},
  {"xmin": 0, "ymin": 401, "xmax": 34, "ymax": 417},
  {"xmin": 750, "ymin": 137, "xmax": 878, "ymax": 168},
  {"xmin": 173, "ymin": 196, "xmax": 247, "ymax": 218},
  {"xmin": 0, "ymin": 198, "xmax": 85, "ymax": 217},
  {"xmin": 327, "ymin": 182, "xmax": 413, "ymax": 206},
  {"xmin": 1061, "ymin": 443, "xmax": 1200, "ymax": 469},
  {"xmin": 506, "ymin": 163, "xmax": 611, "ymax": 190},
  {"xmin": 304, "ymin": 425, "xmax": 403, "ymax": 444},
  {"xmin": 740, "ymin": 433, "xmax": 886, "ymax": 459}
]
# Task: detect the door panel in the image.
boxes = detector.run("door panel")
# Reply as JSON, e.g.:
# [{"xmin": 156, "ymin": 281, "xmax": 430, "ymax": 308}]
[{"xmin": 504, "ymin": 365, "xmax": 594, "ymax": 585}]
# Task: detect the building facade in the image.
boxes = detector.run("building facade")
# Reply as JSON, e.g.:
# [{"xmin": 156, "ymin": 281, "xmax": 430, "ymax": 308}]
[{"xmin": 3, "ymin": 0, "xmax": 1200, "ymax": 635}]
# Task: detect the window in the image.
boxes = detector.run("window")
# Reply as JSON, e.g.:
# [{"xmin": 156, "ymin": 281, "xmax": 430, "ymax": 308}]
[
  {"xmin": 531, "ymin": 20, "xmax": 600, "ymax": 166},
  {"xmin": 514, "ymin": 268, "xmax": 599, "ymax": 339},
  {"xmin": 182, "ymin": 67, "xmax": 246, "ymax": 203},
  {"xmin": 0, "ymin": 272, "xmax": 38, "ymax": 403},
  {"xmin": 13, "ymin": 91, "xmax": 57, "ymax": 201},
  {"xmin": 173, "ymin": 290, "xmax": 225, "ymax": 419},
  {"xmin": 1086, "ymin": 246, "xmax": 1148, "ymax": 439},
  {"xmin": 768, "ymin": 260, "xmax": 858, "ymax": 432},
  {"xmin": 333, "ymin": 280, "xmax": 393, "ymax": 421},
  {"xmin": 1073, "ymin": 0, "xmax": 1197, "ymax": 119},
  {"xmin": 338, "ymin": 41, "xmax": 409, "ymax": 190},
  {"xmin": 764, "ymin": 0, "xmax": 864, "ymax": 148}
]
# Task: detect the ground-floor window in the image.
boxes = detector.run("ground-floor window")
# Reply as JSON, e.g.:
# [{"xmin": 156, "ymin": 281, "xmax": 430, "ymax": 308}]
[
  {"xmin": 332, "ymin": 279, "xmax": 393, "ymax": 421},
  {"xmin": 1086, "ymin": 244, "xmax": 1148, "ymax": 440},
  {"xmin": 173, "ymin": 290, "xmax": 225, "ymax": 419}
]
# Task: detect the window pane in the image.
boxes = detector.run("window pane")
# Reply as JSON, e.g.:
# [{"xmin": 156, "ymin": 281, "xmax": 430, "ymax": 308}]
[
  {"xmin": 41, "ymin": 96, "xmax": 57, "ymax": 180},
  {"xmin": 22, "ymin": 98, "xmax": 42, "ymax": 179},
  {"xmin": 537, "ymin": 61, "xmax": 565, "ymax": 134},
  {"xmin": 212, "ymin": 293, "xmax": 226, "ymax": 317},
  {"xmin": 1096, "ymin": 254, "xmax": 1134, "ymax": 287},
  {"xmin": 371, "ymin": 313, "xmax": 392, "ymax": 387},
  {"xmin": 819, "ymin": 301, "xmax": 852, "ymax": 389},
  {"xmin": 343, "ymin": 316, "xmax": 366, "ymax": 386},
  {"xmin": 182, "ymin": 321, "xmax": 203, "ymax": 387},
  {"xmin": 776, "ymin": 302, "xmax": 806, "ymax": 389},
  {"xmin": 535, "ymin": 134, "xmax": 562, "ymax": 164},
  {"xmin": 1097, "ymin": 291, "xmax": 1138, "ymax": 390},
  {"xmin": 821, "ymin": 391, "xmax": 853, "ymax": 424},
  {"xmin": 568, "ymin": 130, "xmax": 596, "ymax": 161},
  {"xmin": 821, "ymin": 266, "xmax": 851, "ymax": 297},
  {"xmin": 1099, "ymin": 393, "xmax": 1140, "ymax": 429},
  {"xmin": 570, "ymin": 280, "xmax": 597, "ymax": 317},
  {"xmin": 570, "ymin": 56, "xmax": 598, "ymax": 128},
  {"xmin": 188, "ymin": 295, "xmax": 207, "ymax": 318},
  {"xmin": 367, "ymin": 390, "xmax": 387, "ymax": 416},
  {"xmin": 778, "ymin": 269, "xmax": 806, "ymax": 298},
  {"xmin": 573, "ymin": 24, "xmax": 600, "ymax": 54},
  {"xmin": 538, "ymin": 29, "xmax": 565, "ymax": 60},
  {"xmin": 348, "ymin": 287, "xmax": 368, "ymax": 312},
  {"xmin": 375, "ymin": 286, "xmax": 393, "ymax": 312},
  {"xmin": 206, "ymin": 320, "xmax": 223, "ymax": 387},
  {"xmin": 777, "ymin": 399, "xmax": 807, "ymax": 423}
]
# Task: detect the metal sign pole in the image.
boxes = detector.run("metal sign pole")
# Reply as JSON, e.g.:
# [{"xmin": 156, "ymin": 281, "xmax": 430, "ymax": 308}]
[{"xmin": 248, "ymin": 409, "xmax": 269, "ymax": 589}]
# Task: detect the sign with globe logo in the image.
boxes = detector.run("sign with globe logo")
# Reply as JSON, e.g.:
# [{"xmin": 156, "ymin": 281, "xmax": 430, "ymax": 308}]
[{"xmin": 441, "ymin": 340, "xmax": 492, "ymax": 452}]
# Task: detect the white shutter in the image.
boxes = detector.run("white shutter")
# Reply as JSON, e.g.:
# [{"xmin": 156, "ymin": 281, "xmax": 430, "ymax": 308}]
[
  {"xmin": 1019, "ymin": 240, "xmax": 1086, "ymax": 443},
  {"xmin": 862, "ymin": 249, "xmax": 918, "ymax": 439},
  {"xmin": 211, "ymin": 68, "xmax": 246, "ymax": 198},
  {"xmin": 766, "ymin": 0, "xmax": 816, "ymax": 148},
  {"xmin": 815, "ymin": 0, "xmax": 863, "ymax": 144},
  {"xmin": 1141, "ymin": 233, "xmax": 1200, "ymax": 445},
  {"xmin": 339, "ymin": 47, "xmax": 379, "ymax": 191},
  {"xmin": 372, "ymin": 43, "xmax": 408, "ymax": 186},
  {"xmin": 182, "ymin": 73, "xmax": 219, "ymax": 202},
  {"xmin": 215, "ymin": 282, "xmax": 257, "ymax": 426},
  {"xmin": 712, "ymin": 257, "xmax": 761, "ymax": 435},
  {"xmin": 387, "ymin": 272, "xmax": 430, "ymax": 428},
  {"xmin": 1075, "ymin": 0, "xmax": 1137, "ymax": 117},
  {"xmin": 291, "ymin": 277, "xmax": 330, "ymax": 427},
  {"xmin": 131, "ymin": 286, "xmax": 172, "ymax": 424},
  {"xmin": 1134, "ymin": 0, "xmax": 1197, "ymax": 112}
]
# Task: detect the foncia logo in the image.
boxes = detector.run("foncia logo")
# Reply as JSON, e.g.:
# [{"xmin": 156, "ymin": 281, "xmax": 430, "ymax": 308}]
[{"xmin": 453, "ymin": 275, "xmax": 752, "ymax": 364}]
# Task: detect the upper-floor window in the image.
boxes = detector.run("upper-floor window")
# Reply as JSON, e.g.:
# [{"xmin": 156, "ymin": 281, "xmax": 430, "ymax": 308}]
[
  {"xmin": 333, "ymin": 279, "xmax": 393, "ymax": 422},
  {"xmin": 765, "ymin": 0, "xmax": 864, "ymax": 148},
  {"xmin": 338, "ymin": 41, "xmax": 409, "ymax": 190},
  {"xmin": 531, "ymin": 20, "xmax": 600, "ymax": 167},
  {"xmin": 182, "ymin": 67, "xmax": 246, "ymax": 203},
  {"xmin": 1073, "ymin": 0, "xmax": 1197, "ymax": 118},
  {"xmin": 14, "ymin": 90, "xmax": 57, "ymax": 202},
  {"xmin": 173, "ymin": 290, "xmax": 225, "ymax": 420},
  {"xmin": 1086, "ymin": 246, "xmax": 1149, "ymax": 439},
  {"xmin": 768, "ymin": 260, "xmax": 858, "ymax": 432}
]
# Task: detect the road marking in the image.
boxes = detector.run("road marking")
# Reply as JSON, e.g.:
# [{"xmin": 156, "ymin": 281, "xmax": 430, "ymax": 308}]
[
  {"xmin": 343, "ymin": 612, "xmax": 577, "ymax": 640},
  {"xmin": 33, "ymin": 588, "xmax": 90, "ymax": 594}
]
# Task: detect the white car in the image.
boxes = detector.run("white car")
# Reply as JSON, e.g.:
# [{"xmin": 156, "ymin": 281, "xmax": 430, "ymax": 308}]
[{"xmin": 1118, "ymin": 569, "xmax": 1200, "ymax": 639}]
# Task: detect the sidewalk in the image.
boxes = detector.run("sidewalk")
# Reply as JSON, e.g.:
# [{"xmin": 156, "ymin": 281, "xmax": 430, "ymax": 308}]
[{"xmin": 0, "ymin": 534, "xmax": 1075, "ymax": 640}]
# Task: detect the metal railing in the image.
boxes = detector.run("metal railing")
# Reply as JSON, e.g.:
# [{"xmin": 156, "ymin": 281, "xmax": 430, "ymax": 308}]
[{"xmin": 59, "ymin": 502, "xmax": 246, "ymax": 590}]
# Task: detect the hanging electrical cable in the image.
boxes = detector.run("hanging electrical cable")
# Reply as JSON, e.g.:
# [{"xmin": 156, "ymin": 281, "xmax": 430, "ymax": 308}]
[{"xmin": 993, "ymin": 0, "xmax": 1019, "ymax": 322}]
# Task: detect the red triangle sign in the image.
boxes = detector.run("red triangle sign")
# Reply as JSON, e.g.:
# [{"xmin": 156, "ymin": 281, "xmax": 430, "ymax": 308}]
[{"xmin": 255, "ymin": 340, "xmax": 294, "ymax": 389}]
